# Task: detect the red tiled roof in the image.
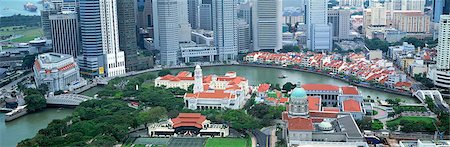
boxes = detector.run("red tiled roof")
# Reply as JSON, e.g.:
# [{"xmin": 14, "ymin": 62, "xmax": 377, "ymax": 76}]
[
  {"xmin": 176, "ymin": 71, "xmax": 190, "ymax": 77},
  {"xmin": 171, "ymin": 113, "xmax": 206, "ymax": 128},
  {"xmin": 287, "ymin": 117, "xmax": 314, "ymax": 131},
  {"xmin": 342, "ymin": 99, "xmax": 361, "ymax": 112},
  {"xmin": 185, "ymin": 90, "xmax": 236, "ymax": 99},
  {"xmin": 308, "ymin": 96, "xmax": 321, "ymax": 111},
  {"xmin": 341, "ymin": 86, "xmax": 359, "ymax": 95},
  {"xmin": 302, "ymin": 84, "xmax": 340, "ymax": 91},
  {"xmin": 258, "ymin": 84, "xmax": 271, "ymax": 92},
  {"xmin": 309, "ymin": 111, "xmax": 338, "ymax": 118},
  {"xmin": 394, "ymin": 82, "xmax": 412, "ymax": 87},
  {"xmin": 58, "ymin": 63, "xmax": 76, "ymax": 71},
  {"xmin": 322, "ymin": 107, "xmax": 340, "ymax": 112}
]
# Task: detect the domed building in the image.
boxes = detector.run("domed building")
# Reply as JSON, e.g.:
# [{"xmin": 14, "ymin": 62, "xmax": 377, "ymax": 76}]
[{"xmin": 288, "ymin": 87, "xmax": 309, "ymax": 116}]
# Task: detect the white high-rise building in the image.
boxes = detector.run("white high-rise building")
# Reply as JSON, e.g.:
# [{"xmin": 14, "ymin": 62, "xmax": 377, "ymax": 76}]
[
  {"xmin": 339, "ymin": 0, "xmax": 365, "ymax": 7},
  {"xmin": 306, "ymin": 0, "xmax": 332, "ymax": 51},
  {"xmin": 252, "ymin": 0, "xmax": 282, "ymax": 52},
  {"xmin": 100, "ymin": 0, "xmax": 126, "ymax": 77},
  {"xmin": 49, "ymin": 12, "xmax": 80, "ymax": 58},
  {"xmin": 437, "ymin": 15, "xmax": 450, "ymax": 70},
  {"xmin": 193, "ymin": 65, "xmax": 204, "ymax": 93},
  {"xmin": 153, "ymin": 0, "xmax": 180, "ymax": 66},
  {"xmin": 212, "ymin": 0, "xmax": 238, "ymax": 61},
  {"xmin": 428, "ymin": 15, "xmax": 450, "ymax": 89}
]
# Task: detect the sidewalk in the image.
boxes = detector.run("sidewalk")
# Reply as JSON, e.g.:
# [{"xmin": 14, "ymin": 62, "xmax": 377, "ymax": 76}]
[{"xmin": 246, "ymin": 131, "xmax": 257, "ymax": 147}]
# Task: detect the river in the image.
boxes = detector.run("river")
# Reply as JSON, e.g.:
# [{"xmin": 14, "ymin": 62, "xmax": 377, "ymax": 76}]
[
  {"xmin": 0, "ymin": 108, "xmax": 73, "ymax": 147},
  {"xmin": 0, "ymin": 0, "xmax": 43, "ymax": 17},
  {"xmin": 0, "ymin": 65, "xmax": 417, "ymax": 146}
]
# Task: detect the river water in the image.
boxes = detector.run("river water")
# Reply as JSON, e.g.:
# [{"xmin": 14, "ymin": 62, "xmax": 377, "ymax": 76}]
[
  {"xmin": 0, "ymin": 108, "xmax": 73, "ymax": 147},
  {"xmin": 0, "ymin": 0, "xmax": 43, "ymax": 17},
  {"xmin": 0, "ymin": 65, "xmax": 417, "ymax": 146}
]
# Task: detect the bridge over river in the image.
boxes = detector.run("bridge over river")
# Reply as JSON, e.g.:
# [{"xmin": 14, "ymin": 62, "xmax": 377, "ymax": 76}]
[{"xmin": 47, "ymin": 94, "xmax": 94, "ymax": 106}]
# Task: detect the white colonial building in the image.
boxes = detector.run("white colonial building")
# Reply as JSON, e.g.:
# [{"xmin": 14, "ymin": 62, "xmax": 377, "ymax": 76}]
[{"xmin": 33, "ymin": 53, "xmax": 87, "ymax": 92}]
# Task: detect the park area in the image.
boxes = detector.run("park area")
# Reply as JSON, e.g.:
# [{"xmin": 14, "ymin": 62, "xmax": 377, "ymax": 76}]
[
  {"xmin": 205, "ymin": 138, "xmax": 250, "ymax": 147},
  {"xmin": 0, "ymin": 26, "xmax": 42, "ymax": 42},
  {"xmin": 130, "ymin": 137, "xmax": 250, "ymax": 147},
  {"xmin": 386, "ymin": 116, "xmax": 436, "ymax": 132}
]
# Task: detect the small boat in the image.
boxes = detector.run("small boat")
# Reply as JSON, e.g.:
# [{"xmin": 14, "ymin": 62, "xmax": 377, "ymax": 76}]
[{"xmin": 278, "ymin": 74, "xmax": 287, "ymax": 78}]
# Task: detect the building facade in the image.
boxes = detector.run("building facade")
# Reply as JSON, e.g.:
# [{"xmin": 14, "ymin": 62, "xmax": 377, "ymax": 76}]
[
  {"xmin": 187, "ymin": 0, "xmax": 200, "ymax": 29},
  {"xmin": 77, "ymin": 0, "xmax": 126, "ymax": 77},
  {"xmin": 212, "ymin": 0, "xmax": 238, "ymax": 61},
  {"xmin": 392, "ymin": 11, "xmax": 431, "ymax": 38},
  {"xmin": 428, "ymin": 15, "xmax": 450, "ymax": 89},
  {"xmin": 199, "ymin": 3, "xmax": 213, "ymax": 30},
  {"xmin": 33, "ymin": 53, "xmax": 86, "ymax": 92},
  {"xmin": 252, "ymin": 0, "xmax": 282, "ymax": 52},
  {"xmin": 306, "ymin": 0, "xmax": 332, "ymax": 51},
  {"xmin": 237, "ymin": 19, "xmax": 251, "ymax": 53},
  {"xmin": 432, "ymin": 0, "xmax": 450, "ymax": 23},
  {"xmin": 328, "ymin": 9, "xmax": 351, "ymax": 41},
  {"xmin": 117, "ymin": 0, "xmax": 153, "ymax": 71},
  {"xmin": 153, "ymin": 0, "xmax": 180, "ymax": 66},
  {"xmin": 49, "ymin": 13, "xmax": 80, "ymax": 58}
]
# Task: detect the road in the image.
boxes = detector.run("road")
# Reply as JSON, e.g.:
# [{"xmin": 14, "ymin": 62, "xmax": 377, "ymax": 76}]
[
  {"xmin": 0, "ymin": 72, "xmax": 33, "ymax": 91},
  {"xmin": 252, "ymin": 130, "xmax": 269, "ymax": 147},
  {"xmin": 261, "ymin": 126, "xmax": 277, "ymax": 147}
]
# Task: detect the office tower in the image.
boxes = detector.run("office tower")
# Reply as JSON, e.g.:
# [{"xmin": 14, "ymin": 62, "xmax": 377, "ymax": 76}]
[
  {"xmin": 138, "ymin": 0, "xmax": 153, "ymax": 29},
  {"xmin": 437, "ymin": 15, "xmax": 450, "ymax": 70},
  {"xmin": 392, "ymin": 11, "xmax": 430, "ymax": 37},
  {"xmin": 306, "ymin": 0, "xmax": 331, "ymax": 51},
  {"xmin": 339, "ymin": 0, "xmax": 364, "ymax": 7},
  {"xmin": 328, "ymin": 9, "xmax": 351, "ymax": 41},
  {"xmin": 252, "ymin": 0, "xmax": 282, "ymax": 52},
  {"xmin": 432, "ymin": 0, "xmax": 450, "ymax": 23},
  {"xmin": 188, "ymin": 0, "xmax": 200, "ymax": 29},
  {"xmin": 363, "ymin": 3, "xmax": 387, "ymax": 39},
  {"xmin": 238, "ymin": 2, "xmax": 252, "ymax": 40},
  {"xmin": 41, "ymin": 9, "xmax": 57, "ymax": 39},
  {"xmin": 178, "ymin": 0, "xmax": 192, "ymax": 43},
  {"xmin": 153, "ymin": 0, "xmax": 180, "ymax": 65},
  {"xmin": 49, "ymin": 13, "xmax": 80, "ymax": 57},
  {"xmin": 199, "ymin": 3, "xmax": 213, "ymax": 30},
  {"xmin": 212, "ymin": 0, "xmax": 238, "ymax": 61},
  {"xmin": 78, "ymin": 0, "xmax": 126, "ymax": 77},
  {"xmin": 117, "ymin": 0, "xmax": 153, "ymax": 71},
  {"xmin": 237, "ymin": 19, "xmax": 251, "ymax": 53}
]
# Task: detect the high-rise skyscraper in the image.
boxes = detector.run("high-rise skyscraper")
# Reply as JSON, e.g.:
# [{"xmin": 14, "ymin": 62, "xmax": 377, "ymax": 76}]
[
  {"xmin": 188, "ymin": 0, "xmax": 200, "ymax": 29},
  {"xmin": 117, "ymin": 0, "xmax": 153, "ymax": 71},
  {"xmin": 237, "ymin": 19, "xmax": 251, "ymax": 53},
  {"xmin": 432, "ymin": 0, "xmax": 450, "ymax": 23},
  {"xmin": 153, "ymin": 0, "xmax": 180, "ymax": 65},
  {"xmin": 212, "ymin": 0, "xmax": 238, "ymax": 61},
  {"xmin": 437, "ymin": 15, "xmax": 450, "ymax": 70},
  {"xmin": 328, "ymin": 9, "xmax": 351, "ymax": 41},
  {"xmin": 306, "ymin": 0, "xmax": 332, "ymax": 51},
  {"xmin": 78, "ymin": 0, "xmax": 126, "ymax": 77},
  {"xmin": 252, "ymin": 0, "xmax": 282, "ymax": 52},
  {"xmin": 49, "ymin": 12, "xmax": 80, "ymax": 57},
  {"xmin": 199, "ymin": 3, "xmax": 213, "ymax": 30}
]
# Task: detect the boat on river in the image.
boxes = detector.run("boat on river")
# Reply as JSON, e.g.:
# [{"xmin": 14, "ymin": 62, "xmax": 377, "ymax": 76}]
[
  {"xmin": 24, "ymin": 2, "xmax": 37, "ymax": 12},
  {"xmin": 5, "ymin": 105, "xmax": 28, "ymax": 122},
  {"xmin": 278, "ymin": 74, "xmax": 287, "ymax": 78}
]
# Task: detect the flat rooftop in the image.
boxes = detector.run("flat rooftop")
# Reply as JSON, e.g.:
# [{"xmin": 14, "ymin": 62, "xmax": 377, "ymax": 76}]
[{"xmin": 38, "ymin": 53, "xmax": 72, "ymax": 64}]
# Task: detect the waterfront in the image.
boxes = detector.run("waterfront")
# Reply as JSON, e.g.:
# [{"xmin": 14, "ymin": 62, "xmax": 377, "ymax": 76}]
[
  {"xmin": 0, "ymin": 0, "xmax": 43, "ymax": 17},
  {"xmin": 0, "ymin": 108, "xmax": 73, "ymax": 147}
]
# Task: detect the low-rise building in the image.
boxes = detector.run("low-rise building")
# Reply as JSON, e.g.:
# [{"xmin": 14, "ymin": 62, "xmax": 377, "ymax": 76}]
[
  {"xmin": 33, "ymin": 53, "xmax": 86, "ymax": 92},
  {"xmin": 148, "ymin": 113, "xmax": 229, "ymax": 137}
]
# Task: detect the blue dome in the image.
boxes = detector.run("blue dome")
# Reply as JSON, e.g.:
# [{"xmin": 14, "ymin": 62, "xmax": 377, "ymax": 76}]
[{"xmin": 290, "ymin": 87, "xmax": 307, "ymax": 99}]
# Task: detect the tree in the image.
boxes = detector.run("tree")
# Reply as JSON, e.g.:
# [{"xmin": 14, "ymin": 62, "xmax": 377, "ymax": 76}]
[
  {"xmin": 24, "ymin": 94, "xmax": 47, "ymax": 112},
  {"xmin": 365, "ymin": 38, "xmax": 389, "ymax": 52},
  {"xmin": 22, "ymin": 54, "xmax": 38, "ymax": 69},
  {"xmin": 158, "ymin": 69, "xmax": 171, "ymax": 77},
  {"xmin": 137, "ymin": 107, "xmax": 168, "ymax": 126},
  {"xmin": 279, "ymin": 45, "xmax": 300, "ymax": 53},
  {"xmin": 282, "ymin": 82, "xmax": 296, "ymax": 92},
  {"xmin": 243, "ymin": 98, "xmax": 255, "ymax": 110},
  {"xmin": 187, "ymin": 84, "xmax": 194, "ymax": 93},
  {"xmin": 386, "ymin": 98, "xmax": 402, "ymax": 106}
]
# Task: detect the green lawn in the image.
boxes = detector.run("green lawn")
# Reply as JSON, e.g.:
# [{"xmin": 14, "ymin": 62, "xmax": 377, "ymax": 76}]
[
  {"xmin": 0, "ymin": 26, "xmax": 43, "ymax": 43},
  {"xmin": 80, "ymin": 86, "xmax": 105, "ymax": 97},
  {"xmin": 205, "ymin": 138, "xmax": 248, "ymax": 147},
  {"xmin": 387, "ymin": 116, "xmax": 435, "ymax": 126}
]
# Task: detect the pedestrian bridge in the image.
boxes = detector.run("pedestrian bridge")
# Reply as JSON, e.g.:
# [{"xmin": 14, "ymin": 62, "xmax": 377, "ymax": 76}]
[
  {"xmin": 414, "ymin": 90, "xmax": 449, "ymax": 112},
  {"xmin": 47, "ymin": 94, "xmax": 94, "ymax": 106}
]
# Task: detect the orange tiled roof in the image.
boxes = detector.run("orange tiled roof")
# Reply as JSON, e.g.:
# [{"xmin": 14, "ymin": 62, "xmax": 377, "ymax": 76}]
[
  {"xmin": 258, "ymin": 84, "xmax": 271, "ymax": 92},
  {"xmin": 171, "ymin": 113, "xmax": 206, "ymax": 128},
  {"xmin": 341, "ymin": 86, "xmax": 359, "ymax": 95},
  {"xmin": 342, "ymin": 99, "xmax": 361, "ymax": 112},
  {"xmin": 308, "ymin": 96, "xmax": 321, "ymax": 111},
  {"xmin": 309, "ymin": 111, "xmax": 338, "ymax": 118},
  {"xmin": 176, "ymin": 71, "xmax": 190, "ymax": 77},
  {"xmin": 394, "ymin": 82, "xmax": 412, "ymax": 87},
  {"xmin": 185, "ymin": 90, "xmax": 236, "ymax": 99},
  {"xmin": 302, "ymin": 84, "xmax": 340, "ymax": 91},
  {"xmin": 287, "ymin": 117, "xmax": 314, "ymax": 131},
  {"xmin": 322, "ymin": 107, "xmax": 340, "ymax": 112}
]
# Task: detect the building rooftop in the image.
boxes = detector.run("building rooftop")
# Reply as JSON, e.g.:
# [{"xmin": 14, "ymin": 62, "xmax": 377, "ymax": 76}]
[
  {"xmin": 37, "ymin": 53, "xmax": 72, "ymax": 64},
  {"xmin": 185, "ymin": 90, "xmax": 236, "ymax": 99},
  {"xmin": 341, "ymin": 86, "xmax": 359, "ymax": 95},
  {"xmin": 287, "ymin": 117, "xmax": 314, "ymax": 131},
  {"xmin": 302, "ymin": 84, "xmax": 340, "ymax": 91},
  {"xmin": 335, "ymin": 115, "xmax": 363, "ymax": 139},
  {"xmin": 257, "ymin": 83, "xmax": 271, "ymax": 93},
  {"xmin": 342, "ymin": 99, "xmax": 361, "ymax": 112},
  {"xmin": 308, "ymin": 96, "xmax": 321, "ymax": 111},
  {"xmin": 171, "ymin": 113, "xmax": 206, "ymax": 129}
]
